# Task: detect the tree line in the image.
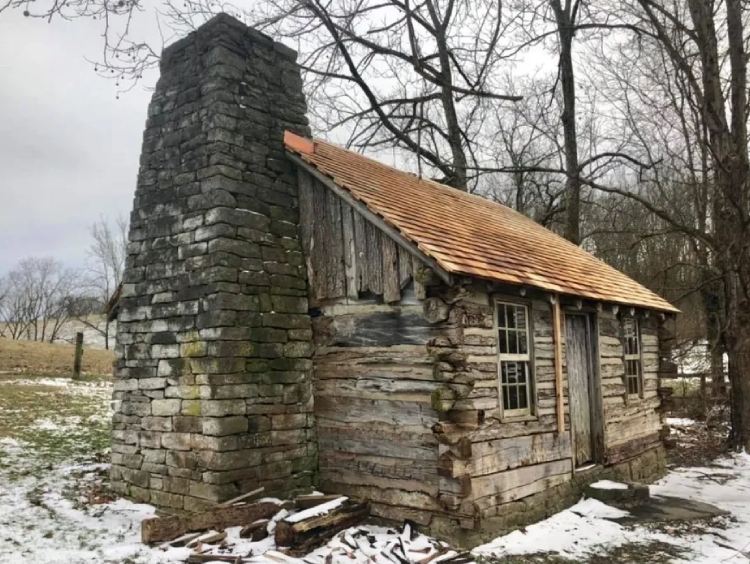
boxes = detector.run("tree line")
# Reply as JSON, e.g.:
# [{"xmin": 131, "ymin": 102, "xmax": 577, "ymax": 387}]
[
  {"xmin": 2, "ymin": 0, "xmax": 749, "ymax": 448},
  {"xmin": 0, "ymin": 216, "xmax": 127, "ymax": 349}
]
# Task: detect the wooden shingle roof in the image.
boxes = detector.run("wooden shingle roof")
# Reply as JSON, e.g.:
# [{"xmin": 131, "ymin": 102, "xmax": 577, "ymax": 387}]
[{"xmin": 285, "ymin": 132, "xmax": 678, "ymax": 313}]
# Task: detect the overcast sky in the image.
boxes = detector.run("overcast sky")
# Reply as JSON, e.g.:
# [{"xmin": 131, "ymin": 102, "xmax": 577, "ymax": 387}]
[{"xmin": 0, "ymin": 11, "xmax": 155, "ymax": 276}]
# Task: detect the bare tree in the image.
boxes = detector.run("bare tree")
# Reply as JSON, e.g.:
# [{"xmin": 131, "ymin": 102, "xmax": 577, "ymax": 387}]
[
  {"xmin": 577, "ymin": 0, "xmax": 750, "ymax": 449},
  {"xmin": 70, "ymin": 215, "xmax": 129, "ymax": 349},
  {"xmin": 0, "ymin": 258, "xmax": 79, "ymax": 343}
]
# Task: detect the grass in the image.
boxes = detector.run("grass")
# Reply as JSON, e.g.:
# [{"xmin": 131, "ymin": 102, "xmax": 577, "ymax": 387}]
[
  {"xmin": 0, "ymin": 373, "xmax": 112, "ymax": 477},
  {"xmin": 0, "ymin": 338, "xmax": 114, "ymax": 376}
]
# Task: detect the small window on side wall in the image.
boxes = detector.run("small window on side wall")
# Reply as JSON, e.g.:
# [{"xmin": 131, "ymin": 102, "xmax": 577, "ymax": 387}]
[
  {"xmin": 622, "ymin": 317, "xmax": 643, "ymax": 397},
  {"xmin": 496, "ymin": 301, "xmax": 533, "ymax": 417}
]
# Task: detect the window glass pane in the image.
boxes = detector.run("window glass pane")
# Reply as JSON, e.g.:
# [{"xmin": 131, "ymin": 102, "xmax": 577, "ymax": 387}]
[
  {"xmin": 623, "ymin": 318, "xmax": 634, "ymax": 338},
  {"xmin": 629, "ymin": 376, "xmax": 639, "ymax": 395},
  {"xmin": 498, "ymin": 305, "xmax": 507, "ymax": 328},
  {"xmin": 507, "ymin": 384, "xmax": 519, "ymax": 410},
  {"xmin": 507, "ymin": 307, "xmax": 517, "ymax": 329},
  {"xmin": 508, "ymin": 330, "xmax": 518, "ymax": 354},
  {"xmin": 518, "ymin": 383, "xmax": 529, "ymax": 409},
  {"xmin": 499, "ymin": 330, "xmax": 508, "ymax": 354},
  {"xmin": 514, "ymin": 306, "xmax": 527, "ymax": 330},
  {"xmin": 503, "ymin": 361, "xmax": 518, "ymax": 384},
  {"xmin": 518, "ymin": 331, "xmax": 528, "ymax": 354}
]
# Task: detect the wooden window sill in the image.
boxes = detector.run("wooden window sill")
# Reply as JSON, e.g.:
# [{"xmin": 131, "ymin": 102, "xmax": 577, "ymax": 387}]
[{"xmin": 499, "ymin": 414, "xmax": 539, "ymax": 424}]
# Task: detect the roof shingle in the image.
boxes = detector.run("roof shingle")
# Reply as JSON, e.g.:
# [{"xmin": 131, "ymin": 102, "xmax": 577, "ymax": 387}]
[{"xmin": 284, "ymin": 132, "xmax": 678, "ymax": 313}]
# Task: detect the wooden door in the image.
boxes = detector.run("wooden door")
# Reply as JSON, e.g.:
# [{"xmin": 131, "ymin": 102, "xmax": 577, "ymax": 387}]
[{"xmin": 565, "ymin": 314, "xmax": 596, "ymax": 467}]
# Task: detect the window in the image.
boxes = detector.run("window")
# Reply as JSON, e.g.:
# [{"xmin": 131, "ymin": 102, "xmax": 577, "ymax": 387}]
[
  {"xmin": 496, "ymin": 301, "xmax": 533, "ymax": 416},
  {"xmin": 622, "ymin": 318, "xmax": 643, "ymax": 397}
]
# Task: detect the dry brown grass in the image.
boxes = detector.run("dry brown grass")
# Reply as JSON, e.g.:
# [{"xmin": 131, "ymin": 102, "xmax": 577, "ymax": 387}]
[{"xmin": 0, "ymin": 338, "xmax": 114, "ymax": 376}]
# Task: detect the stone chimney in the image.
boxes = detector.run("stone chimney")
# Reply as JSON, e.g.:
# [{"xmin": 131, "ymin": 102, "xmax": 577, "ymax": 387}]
[{"xmin": 111, "ymin": 14, "xmax": 315, "ymax": 511}]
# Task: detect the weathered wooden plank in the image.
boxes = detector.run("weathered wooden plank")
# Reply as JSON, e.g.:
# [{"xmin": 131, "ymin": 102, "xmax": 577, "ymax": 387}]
[
  {"xmin": 469, "ymin": 415, "xmax": 561, "ymax": 442},
  {"xmin": 413, "ymin": 255, "xmax": 427, "ymax": 300},
  {"xmin": 318, "ymin": 436, "xmax": 436, "ymax": 461},
  {"xmin": 314, "ymin": 377, "xmax": 440, "ymax": 403},
  {"xmin": 318, "ymin": 480, "xmax": 443, "ymax": 512},
  {"xmin": 311, "ymin": 177, "xmax": 330, "ymax": 301},
  {"xmin": 605, "ymin": 433, "xmax": 661, "ymax": 465},
  {"xmin": 566, "ymin": 314, "xmax": 593, "ymax": 466},
  {"xmin": 297, "ymin": 170, "xmax": 317, "ymax": 297},
  {"xmin": 275, "ymin": 502, "xmax": 370, "ymax": 555},
  {"xmin": 141, "ymin": 502, "xmax": 280, "ymax": 544},
  {"xmin": 365, "ymin": 220, "xmax": 384, "ymax": 295},
  {"xmin": 553, "ymin": 299, "xmax": 565, "ymax": 433},
  {"xmin": 469, "ymin": 433, "xmax": 571, "ymax": 477},
  {"xmin": 382, "ymin": 236, "xmax": 400, "ymax": 303},
  {"xmin": 398, "ymin": 246, "xmax": 412, "ymax": 289},
  {"xmin": 352, "ymin": 210, "xmax": 368, "ymax": 292},
  {"xmin": 474, "ymin": 472, "xmax": 571, "ymax": 510},
  {"xmin": 315, "ymin": 395, "xmax": 439, "ymax": 426},
  {"xmin": 341, "ymin": 203, "xmax": 358, "ymax": 300},
  {"xmin": 322, "ymin": 468, "xmax": 438, "ymax": 496},
  {"xmin": 319, "ymin": 451, "xmax": 438, "ymax": 483},
  {"xmin": 288, "ymin": 153, "xmax": 452, "ymax": 285},
  {"xmin": 320, "ymin": 311, "xmax": 454, "ymax": 347},
  {"xmin": 470, "ymin": 459, "xmax": 572, "ymax": 499},
  {"xmin": 439, "ymin": 433, "xmax": 571, "ymax": 478},
  {"xmin": 326, "ymin": 186, "xmax": 346, "ymax": 299}
]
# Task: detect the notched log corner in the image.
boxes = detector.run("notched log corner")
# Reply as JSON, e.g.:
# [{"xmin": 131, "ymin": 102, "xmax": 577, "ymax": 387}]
[{"xmin": 423, "ymin": 297, "xmax": 451, "ymax": 324}]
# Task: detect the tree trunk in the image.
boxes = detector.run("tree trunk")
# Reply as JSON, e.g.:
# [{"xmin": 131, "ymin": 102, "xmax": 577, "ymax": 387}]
[
  {"xmin": 425, "ymin": 0, "xmax": 468, "ymax": 192},
  {"xmin": 550, "ymin": 0, "xmax": 581, "ymax": 245},
  {"xmin": 725, "ymin": 305, "xmax": 750, "ymax": 451}
]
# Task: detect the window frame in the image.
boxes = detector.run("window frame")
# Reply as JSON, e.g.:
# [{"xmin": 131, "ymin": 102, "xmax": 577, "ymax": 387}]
[
  {"xmin": 494, "ymin": 298, "xmax": 536, "ymax": 419},
  {"xmin": 621, "ymin": 316, "xmax": 644, "ymax": 400}
]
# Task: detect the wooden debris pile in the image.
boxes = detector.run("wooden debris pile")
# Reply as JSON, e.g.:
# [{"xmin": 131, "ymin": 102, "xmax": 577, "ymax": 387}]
[{"xmin": 140, "ymin": 489, "xmax": 474, "ymax": 564}]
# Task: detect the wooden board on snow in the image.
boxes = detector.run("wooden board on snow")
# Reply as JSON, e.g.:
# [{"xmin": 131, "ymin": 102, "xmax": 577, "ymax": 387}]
[
  {"xmin": 275, "ymin": 502, "xmax": 371, "ymax": 554},
  {"xmin": 141, "ymin": 501, "xmax": 280, "ymax": 545}
]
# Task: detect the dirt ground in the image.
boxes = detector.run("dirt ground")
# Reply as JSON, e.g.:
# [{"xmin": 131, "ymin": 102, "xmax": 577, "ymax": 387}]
[{"xmin": 0, "ymin": 338, "xmax": 114, "ymax": 376}]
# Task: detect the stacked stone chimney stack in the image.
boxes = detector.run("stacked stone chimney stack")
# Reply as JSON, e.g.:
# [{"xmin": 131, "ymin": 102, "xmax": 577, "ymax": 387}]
[{"xmin": 111, "ymin": 14, "xmax": 315, "ymax": 511}]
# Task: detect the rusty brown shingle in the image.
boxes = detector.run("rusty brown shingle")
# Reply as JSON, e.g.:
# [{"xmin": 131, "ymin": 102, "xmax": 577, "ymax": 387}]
[{"xmin": 285, "ymin": 132, "xmax": 678, "ymax": 313}]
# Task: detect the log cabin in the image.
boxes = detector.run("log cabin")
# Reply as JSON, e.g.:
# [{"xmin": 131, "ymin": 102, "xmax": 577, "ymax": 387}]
[
  {"xmin": 109, "ymin": 14, "xmax": 678, "ymax": 547},
  {"xmin": 284, "ymin": 131, "xmax": 677, "ymax": 543}
]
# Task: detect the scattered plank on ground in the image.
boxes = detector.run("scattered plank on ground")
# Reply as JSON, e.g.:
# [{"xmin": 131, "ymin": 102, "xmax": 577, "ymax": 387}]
[
  {"xmin": 141, "ymin": 500, "xmax": 280, "ymax": 545},
  {"xmin": 275, "ymin": 501, "xmax": 371, "ymax": 555}
]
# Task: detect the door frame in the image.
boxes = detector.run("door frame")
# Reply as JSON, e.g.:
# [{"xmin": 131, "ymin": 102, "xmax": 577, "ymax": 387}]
[{"xmin": 564, "ymin": 309, "xmax": 605, "ymax": 468}]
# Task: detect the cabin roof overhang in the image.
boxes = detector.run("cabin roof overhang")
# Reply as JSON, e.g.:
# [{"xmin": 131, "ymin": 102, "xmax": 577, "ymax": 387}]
[{"xmin": 284, "ymin": 131, "xmax": 680, "ymax": 315}]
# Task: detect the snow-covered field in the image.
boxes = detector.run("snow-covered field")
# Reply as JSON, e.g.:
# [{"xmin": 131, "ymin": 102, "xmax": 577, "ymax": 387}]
[{"xmin": 1, "ymin": 376, "xmax": 750, "ymax": 564}]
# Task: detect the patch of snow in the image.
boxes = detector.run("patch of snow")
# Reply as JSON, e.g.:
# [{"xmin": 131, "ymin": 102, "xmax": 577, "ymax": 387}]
[
  {"xmin": 589, "ymin": 480, "xmax": 629, "ymax": 490},
  {"xmin": 284, "ymin": 497, "xmax": 348, "ymax": 523},
  {"xmin": 667, "ymin": 417, "xmax": 698, "ymax": 427},
  {"xmin": 475, "ymin": 452, "xmax": 750, "ymax": 563}
]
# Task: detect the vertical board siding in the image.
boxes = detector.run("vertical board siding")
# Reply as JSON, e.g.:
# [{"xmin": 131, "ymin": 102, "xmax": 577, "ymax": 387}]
[{"xmin": 300, "ymin": 174, "xmax": 417, "ymax": 303}]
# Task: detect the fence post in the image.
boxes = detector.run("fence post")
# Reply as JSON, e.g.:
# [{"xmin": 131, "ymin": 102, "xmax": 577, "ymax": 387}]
[{"xmin": 73, "ymin": 332, "xmax": 84, "ymax": 380}]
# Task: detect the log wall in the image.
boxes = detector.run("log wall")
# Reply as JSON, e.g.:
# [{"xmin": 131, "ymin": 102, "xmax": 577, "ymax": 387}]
[
  {"xmin": 599, "ymin": 310, "xmax": 663, "ymax": 464},
  {"xmin": 299, "ymin": 169, "xmax": 666, "ymax": 533},
  {"xmin": 433, "ymin": 294, "xmax": 573, "ymax": 522}
]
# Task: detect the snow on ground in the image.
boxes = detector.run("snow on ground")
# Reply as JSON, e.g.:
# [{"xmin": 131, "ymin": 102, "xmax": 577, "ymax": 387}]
[
  {"xmin": 589, "ymin": 480, "xmax": 629, "ymax": 490},
  {"xmin": 2, "ymin": 375, "xmax": 750, "ymax": 563},
  {"xmin": 668, "ymin": 418, "xmax": 698, "ymax": 428},
  {"xmin": 475, "ymin": 453, "xmax": 750, "ymax": 563}
]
